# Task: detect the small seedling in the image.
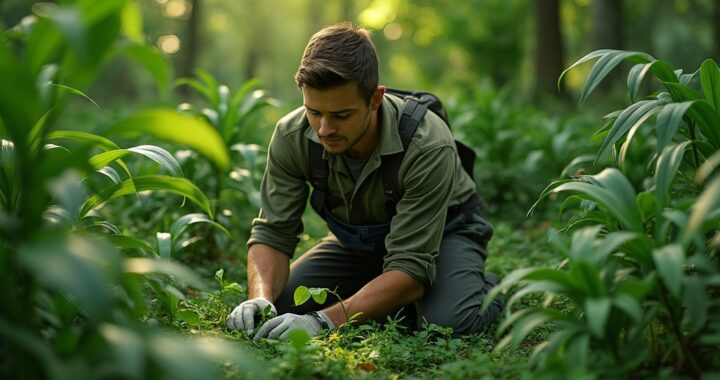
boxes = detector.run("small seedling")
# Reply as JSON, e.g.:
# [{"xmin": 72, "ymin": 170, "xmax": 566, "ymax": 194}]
[{"xmin": 293, "ymin": 286, "xmax": 360, "ymax": 327}]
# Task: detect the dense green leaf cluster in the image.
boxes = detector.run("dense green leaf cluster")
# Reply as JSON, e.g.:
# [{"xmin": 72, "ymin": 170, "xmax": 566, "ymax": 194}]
[
  {"xmin": 488, "ymin": 50, "xmax": 720, "ymax": 378},
  {"xmin": 0, "ymin": 1, "xmax": 266, "ymax": 379}
]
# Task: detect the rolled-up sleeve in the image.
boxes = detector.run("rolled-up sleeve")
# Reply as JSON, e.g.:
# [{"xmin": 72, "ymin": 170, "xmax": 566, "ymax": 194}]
[
  {"xmin": 247, "ymin": 126, "xmax": 309, "ymax": 256},
  {"xmin": 382, "ymin": 142, "xmax": 456, "ymax": 287}
]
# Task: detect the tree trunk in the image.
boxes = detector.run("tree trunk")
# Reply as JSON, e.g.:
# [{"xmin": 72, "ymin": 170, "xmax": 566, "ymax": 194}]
[
  {"xmin": 591, "ymin": 0, "xmax": 623, "ymax": 50},
  {"xmin": 715, "ymin": 0, "xmax": 720, "ymax": 62},
  {"xmin": 534, "ymin": 0, "xmax": 565, "ymax": 95},
  {"xmin": 179, "ymin": 0, "xmax": 201, "ymax": 96}
]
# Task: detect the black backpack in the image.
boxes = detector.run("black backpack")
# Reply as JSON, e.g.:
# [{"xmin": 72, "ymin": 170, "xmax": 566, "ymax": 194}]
[{"xmin": 308, "ymin": 88, "xmax": 477, "ymax": 218}]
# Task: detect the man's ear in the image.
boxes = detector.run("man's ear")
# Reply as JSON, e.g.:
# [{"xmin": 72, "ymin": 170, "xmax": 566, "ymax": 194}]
[{"xmin": 371, "ymin": 86, "xmax": 385, "ymax": 111}]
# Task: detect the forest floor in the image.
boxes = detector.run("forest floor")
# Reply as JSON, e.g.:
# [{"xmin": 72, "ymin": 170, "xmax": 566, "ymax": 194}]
[{"xmin": 167, "ymin": 220, "xmax": 560, "ymax": 379}]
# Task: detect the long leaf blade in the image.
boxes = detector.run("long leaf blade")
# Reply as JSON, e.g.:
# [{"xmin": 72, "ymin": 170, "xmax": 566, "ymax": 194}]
[
  {"xmin": 105, "ymin": 109, "xmax": 229, "ymax": 170},
  {"xmin": 81, "ymin": 175, "xmax": 213, "ymax": 218}
]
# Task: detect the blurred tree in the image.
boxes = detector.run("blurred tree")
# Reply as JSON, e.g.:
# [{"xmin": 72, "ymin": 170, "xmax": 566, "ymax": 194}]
[
  {"xmin": 534, "ymin": 0, "xmax": 564, "ymax": 95},
  {"xmin": 179, "ymin": 0, "xmax": 202, "ymax": 96},
  {"xmin": 591, "ymin": 0, "xmax": 623, "ymax": 50},
  {"xmin": 715, "ymin": 0, "xmax": 720, "ymax": 61},
  {"xmin": 591, "ymin": 0, "xmax": 623, "ymax": 93}
]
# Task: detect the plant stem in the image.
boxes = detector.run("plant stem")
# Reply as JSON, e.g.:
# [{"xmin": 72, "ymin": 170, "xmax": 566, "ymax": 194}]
[
  {"xmin": 332, "ymin": 291, "xmax": 351, "ymax": 325},
  {"xmin": 659, "ymin": 288, "xmax": 701, "ymax": 375},
  {"xmin": 686, "ymin": 120, "xmax": 701, "ymax": 170}
]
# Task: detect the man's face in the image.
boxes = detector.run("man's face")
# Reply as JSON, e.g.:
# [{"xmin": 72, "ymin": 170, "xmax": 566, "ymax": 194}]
[{"xmin": 302, "ymin": 83, "xmax": 382, "ymax": 158}]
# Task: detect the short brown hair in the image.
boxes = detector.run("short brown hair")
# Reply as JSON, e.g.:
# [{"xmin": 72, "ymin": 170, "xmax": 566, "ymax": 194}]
[{"xmin": 295, "ymin": 23, "xmax": 379, "ymax": 103}]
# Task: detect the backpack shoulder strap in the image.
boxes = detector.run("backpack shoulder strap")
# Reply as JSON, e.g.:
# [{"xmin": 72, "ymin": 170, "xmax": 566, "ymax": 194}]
[
  {"xmin": 381, "ymin": 97, "xmax": 427, "ymax": 217},
  {"xmin": 308, "ymin": 140, "xmax": 328, "ymax": 214}
]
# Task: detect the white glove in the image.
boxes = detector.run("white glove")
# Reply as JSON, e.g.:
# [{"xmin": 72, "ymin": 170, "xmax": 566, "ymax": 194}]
[
  {"xmin": 226, "ymin": 297, "xmax": 277, "ymax": 335},
  {"xmin": 253, "ymin": 311, "xmax": 334, "ymax": 342}
]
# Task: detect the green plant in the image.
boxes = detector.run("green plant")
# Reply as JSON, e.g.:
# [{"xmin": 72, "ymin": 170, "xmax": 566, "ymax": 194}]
[
  {"xmin": 174, "ymin": 70, "xmax": 278, "ymax": 257},
  {"xmin": 293, "ymin": 286, "xmax": 362, "ymax": 327},
  {"xmin": 485, "ymin": 50, "xmax": 720, "ymax": 378},
  {"xmin": 0, "ymin": 2, "xmax": 265, "ymax": 379},
  {"xmin": 448, "ymin": 81, "xmax": 601, "ymax": 221}
]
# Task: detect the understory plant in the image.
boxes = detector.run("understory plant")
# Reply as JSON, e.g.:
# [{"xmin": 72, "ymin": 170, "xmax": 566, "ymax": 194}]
[
  {"xmin": 0, "ymin": 1, "xmax": 265, "ymax": 379},
  {"xmin": 485, "ymin": 50, "xmax": 720, "ymax": 378}
]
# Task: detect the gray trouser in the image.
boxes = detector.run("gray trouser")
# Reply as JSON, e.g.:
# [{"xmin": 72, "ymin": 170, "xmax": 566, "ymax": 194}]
[{"xmin": 274, "ymin": 206, "xmax": 500, "ymax": 336}]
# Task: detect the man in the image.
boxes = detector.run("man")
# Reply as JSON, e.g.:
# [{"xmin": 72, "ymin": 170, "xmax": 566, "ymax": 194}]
[{"xmin": 227, "ymin": 23, "xmax": 501, "ymax": 341}]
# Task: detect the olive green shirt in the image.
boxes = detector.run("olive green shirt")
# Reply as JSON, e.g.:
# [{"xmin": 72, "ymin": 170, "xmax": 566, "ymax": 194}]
[{"xmin": 247, "ymin": 94, "xmax": 478, "ymax": 287}]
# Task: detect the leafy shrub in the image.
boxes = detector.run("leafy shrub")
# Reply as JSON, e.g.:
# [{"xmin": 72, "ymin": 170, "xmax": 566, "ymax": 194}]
[
  {"xmin": 0, "ymin": 1, "xmax": 265, "ymax": 379},
  {"xmin": 487, "ymin": 50, "xmax": 720, "ymax": 378},
  {"xmin": 448, "ymin": 81, "xmax": 601, "ymax": 222}
]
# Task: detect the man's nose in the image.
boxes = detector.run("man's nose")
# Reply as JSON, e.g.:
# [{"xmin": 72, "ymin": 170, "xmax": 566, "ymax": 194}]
[{"xmin": 318, "ymin": 117, "xmax": 335, "ymax": 136}]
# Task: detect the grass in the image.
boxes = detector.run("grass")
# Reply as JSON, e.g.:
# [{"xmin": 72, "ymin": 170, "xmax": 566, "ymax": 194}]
[{"xmin": 162, "ymin": 219, "xmax": 563, "ymax": 379}]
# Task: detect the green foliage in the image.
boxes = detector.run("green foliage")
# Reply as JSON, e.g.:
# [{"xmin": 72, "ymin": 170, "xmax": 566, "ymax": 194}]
[
  {"xmin": 490, "ymin": 50, "xmax": 720, "ymax": 378},
  {"xmin": 170, "ymin": 70, "xmax": 278, "ymax": 257},
  {"xmin": 0, "ymin": 1, "xmax": 263, "ymax": 379},
  {"xmin": 448, "ymin": 82, "xmax": 601, "ymax": 221}
]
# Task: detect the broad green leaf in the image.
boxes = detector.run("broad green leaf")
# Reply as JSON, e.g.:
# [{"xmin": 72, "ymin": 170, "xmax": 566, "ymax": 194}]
[
  {"xmin": 170, "ymin": 213, "xmax": 229, "ymax": 242},
  {"xmin": 115, "ymin": 43, "xmax": 172, "ymax": 96},
  {"xmin": 663, "ymin": 82, "xmax": 702, "ymax": 102},
  {"xmin": 98, "ymin": 166, "xmax": 122, "ymax": 184},
  {"xmin": 507, "ymin": 281, "xmax": 570, "ymax": 312},
  {"xmin": 627, "ymin": 63, "xmax": 651, "ymax": 102},
  {"xmin": 127, "ymin": 145, "xmax": 182, "ymax": 176},
  {"xmin": 294, "ymin": 286, "xmax": 311, "ymax": 306},
  {"xmin": 569, "ymin": 226, "xmax": 603, "ymax": 263},
  {"xmin": 700, "ymin": 59, "xmax": 720, "ymax": 111},
  {"xmin": 553, "ymin": 169, "xmax": 643, "ymax": 232},
  {"xmin": 195, "ymin": 69, "xmax": 221, "ymax": 106},
  {"xmin": 617, "ymin": 108, "xmax": 657, "ymax": 170},
  {"xmin": 81, "ymin": 175, "xmax": 213, "ymax": 218},
  {"xmin": 652, "ymin": 244, "xmax": 685, "ymax": 298},
  {"xmin": 596, "ymin": 99, "xmax": 666, "ymax": 164},
  {"xmin": 482, "ymin": 267, "xmax": 538, "ymax": 312},
  {"xmin": 559, "ymin": 50, "xmax": 653, "ymax": 97},
  {"xmin": 99, "ymin": 324, "xmax": 144, "ymax": 380},
  {"xmin": 613, "ymin": 293, "xmax": 642, "ymax": 323},
  {"xmin": 579, "ymin": 51, "xmax": 655, "ymax": 104},
  {"xmin": 585, "ymin": 298, "xmax": 611, "ymax": 337},
  {"xmin": 696, "ymin": 150, "xmax": 720, "ymax": 184},
  {"xmin": 157, "ymin": 232, "xmax": 172, "ymax": 258},
  {"xmin": 309, "ymin": 287, "xmax": 328, "ymax": 305},
  {"xmin": 148, "ymin": 333, "xmax": 218, "ymax": 380},
  {"xmin": 48, "ymin": 130, "xmax": 120, "ymax": 151},
  {"xmin": 192, "ymin": 337, "xmax": 270, "ymax": 379},
  {"xmin": 105, "ymin": 234, "xmax": 155, "ymax": 253},
  {"xmin": 509, "ymin": 311, "xmax": 552, "ymax": 348},
  {"xmin": 177, "ymin": 310, "xmax": 201, "ymax": 326},
  {"xmin": 593, "ymin": 231, "xmax": 639, "ymax": 265},
  {"xmin": 656, "ymin": 102, "xmax": 694, "ymax": 154},
  {"xmin": 685, "ymin": 100, "xmax": 720, "ymax": 149},
  {"xmin": 121, "ymin": 1, "xmax": 143, "ymax": 43},
  {"xmin": 105, "ymin": 109, "xmax": 229, "ymax": 170},
  {"xmin": 684, "ymin": 176, "xmax": 720, "ymax": 244},
  {"xmin": 636, "ymin": 191, "xmax": 657, "ymax": 223},
  {"xmin": 90, "ymin": 145, "xmax": 182, "ymax": 177},
  {"xmin": 18, "ymin": 234, "xmax": 119, "ymax": 321},
  {"xmin": 175, "ymin": 77, "xmax": 212, "ymax": 102},
  {"xmin": 571, "ymin": 262, "xmax": 605, "ymax": 297},
  {"xmin": 655, "ymin": 142, "xmax": 691, "ymax": 211},
  {"xmin": 683, "ymin": 276, "xmax": 708, "ymax": 334},
  {"xmin": 288, "ymin": 329, "xmax": 311, "ymax": 350},
  {"xmin": 125, "ymin": 258, "xmax": 205, "ymax": 289}
]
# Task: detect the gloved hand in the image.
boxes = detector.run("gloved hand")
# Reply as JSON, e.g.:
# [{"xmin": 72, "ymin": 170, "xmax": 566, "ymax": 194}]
[
  {"xmin": 253, "ymin": 311, "xmax": 334, "ymax": 342},
  {"xmin": 226, "ymin": 297, "xmax": 277, "ymax": 335}
]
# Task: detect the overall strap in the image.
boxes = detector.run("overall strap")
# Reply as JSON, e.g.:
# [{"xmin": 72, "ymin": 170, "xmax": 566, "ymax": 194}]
[
  {"xmin": 381, "ymin": 97, "xmax": 427, "ymax": 217},
  {"xmin": 308, "ymin": 140, "xmax": 327, "ymax": 215}
]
